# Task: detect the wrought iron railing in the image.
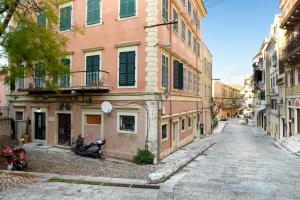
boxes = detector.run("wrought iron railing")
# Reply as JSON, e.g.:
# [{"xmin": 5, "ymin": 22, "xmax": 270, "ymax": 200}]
[
  {"xmin": 283, "ymin": 31, "xmax": 300, "ymax": 59},
  {"xmin": 0, "ymin": 106, "xmax": 10, "ymax": 117},
  {"xmin": 12, "ymin": 70, "xmax": 109, "ymax": 91}
]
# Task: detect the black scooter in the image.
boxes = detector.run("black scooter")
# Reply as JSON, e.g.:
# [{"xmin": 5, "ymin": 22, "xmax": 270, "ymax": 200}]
[{"xmin": 73, "ymin": 135, "xmax": 106, "ymax": 159}]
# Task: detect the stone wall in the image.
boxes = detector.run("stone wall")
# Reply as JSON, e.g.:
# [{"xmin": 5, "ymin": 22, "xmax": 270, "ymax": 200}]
[{"xmin": 0, "ymin": 117, "xmax": 11, "ymax": 149}]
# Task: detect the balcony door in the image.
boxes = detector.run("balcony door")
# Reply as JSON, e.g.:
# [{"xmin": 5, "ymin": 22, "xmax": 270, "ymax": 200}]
[{"xmin": 86, "ymin": 55, "xmax": 100, "ymax": 86}]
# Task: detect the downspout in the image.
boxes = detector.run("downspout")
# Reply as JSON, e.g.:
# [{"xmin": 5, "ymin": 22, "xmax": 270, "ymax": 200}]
[{"xmin": 169, "ymin": 0, "xmax": 173, "ymax": 151}]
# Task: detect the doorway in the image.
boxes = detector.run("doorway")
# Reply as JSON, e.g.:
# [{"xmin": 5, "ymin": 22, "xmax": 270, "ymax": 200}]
[
  {"xmin": 58, "ymin": 114, "xmax": 71, "ymax": 146},
  {"xmin": 35, "ymin": 112, "xmax": 46, "ymax": 140},
  {"xmin": 172, "ymin": 121, "xmax": 179, "ymax": 151}
]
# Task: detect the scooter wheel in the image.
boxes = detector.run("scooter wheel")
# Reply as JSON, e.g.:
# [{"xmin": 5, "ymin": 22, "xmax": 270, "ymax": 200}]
[{"xmin": 92, "ymin": 152, "xmax": 101, "ymax": 159}]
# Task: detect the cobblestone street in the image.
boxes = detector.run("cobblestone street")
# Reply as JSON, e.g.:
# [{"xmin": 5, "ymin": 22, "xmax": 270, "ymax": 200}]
[
  {"xmin": 1, "ymin": 120, "xmax": 300, "ymax": 199},
  {"xmin": 159, "ymin": 120, "xmax": 300, "ymax": 200}
]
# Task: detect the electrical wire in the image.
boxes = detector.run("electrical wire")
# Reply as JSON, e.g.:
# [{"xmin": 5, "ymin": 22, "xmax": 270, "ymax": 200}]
[{"xmin": 205, "ymin": 0, "xmax": 224, "ymax": 9}]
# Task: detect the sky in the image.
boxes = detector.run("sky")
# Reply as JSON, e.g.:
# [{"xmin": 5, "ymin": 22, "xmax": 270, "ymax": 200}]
[{"xmin": 202, "ymin": 0, "xmax": 281, "ymax": 85}]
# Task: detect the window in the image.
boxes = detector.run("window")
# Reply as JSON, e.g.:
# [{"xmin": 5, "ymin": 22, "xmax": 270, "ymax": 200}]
[
  {"xmin": 16, "ymin": 65, "xmax": 24, "ymax": 90},
  {"xmin": 162, "ymin": 0, "xmax": 168, "ymax": 22},
  {"xmin": 197, "ymin": 42, "xmax": 200, "ymax": 57},
  {"xmin": 119, "ymin": 0, "xmax": 136, "ymax": 19},
  {"xmin": 35, "ymin": 63, "xmax": 45, "ymax": 88},
  {"xmin": 118, "ymin": 113, "xmax": 137, "ymax": 133},
  {"xmin": 181, "ymin": 20, "xmax": 186, "ymax": 41},
  {"xmin": 181, "ymin": 118, "xmax": 185, "ymax": 131},
  {"xmin": 188, "ymin": 117, "xmax": 192, "ymax": 128},
  {"xmin": 162, "ymin": 54, "xmax": 169, "ymax": 88},
  {"xmin": 59, "ymin": 4, "xmax": 72, "ymax": 32},
  {"xmin": 86, "ymin": 54, "xmax": 100, "ymax": 86},
  {"xmin": 181, "ymin": 0, "xmax": 185, "ymax": 5},
  {"xmin": 188, "ymin": 0, "xmax": 191, "ymax": 16},
  {"xmin": 15, "ymin": 111, "xmax": 24, "ymax": 121},
  {"xmin": 60, "ymin": 58, "xmax": 70, "ymax": 87},
  {"xmin": 86, "ymin": 115, "xmax": 101, "ymax": 125},
  {"xmin": 183, "ymin": 68, "xmax": 187, "ymax": 90},
  {"xmin": 87, "ymin": 0, "xmax": 101, "ymax": 25},
  {"xmin": 37, "ymin": 13, "xmax": 47, "ymax": 27},
  {"xmin": 188, "ymin": 70, "xmax": 192, "ymax": 91},
  {"xmin": 198, "ymin": 19, "xmax": 201, "ymax": 34},
  {"xmin": 193, "ymin": 37, "xmax": 197, "ymax": 53},
  {"xmin": 173, "ymin": 60, "xmax": 184, "ymax": 90},
  {"xmin": 173, "ymin": 9, "xmax": 178, "ymax": 33},
  {"xmin": 188, "ymin": 30, "xmax": 192, "ymax": 47},
  {"xmin": 162, "ymin": 124, "xmax": 168, "ymax": 140},
  {"xmin": 119, "ymin": 48, "xmax": 136, "ymax": 87},
  {"xmin": 198, "ymin": 74, "xmax": 202, "ymax": 95},
  {"xmin": 193, "ymin": 73, "xmax": 197, "ymax": 93}
]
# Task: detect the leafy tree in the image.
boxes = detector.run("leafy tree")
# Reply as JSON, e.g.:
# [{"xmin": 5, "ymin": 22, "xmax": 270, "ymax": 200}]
[{"xmin": 0, "ymin": 0, "xmax": 78, "ymax": 89}]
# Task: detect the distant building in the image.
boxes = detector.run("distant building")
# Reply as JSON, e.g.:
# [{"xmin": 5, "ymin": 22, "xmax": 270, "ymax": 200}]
[
  {"xmin": 212, "ymin": 81, "xmax": 241, "ymax": 119},
  {"xmin": 0, "ymin": 70, "xmax": 8, "ymax": 107},
  {"xmin": 240, "ymin": 76, "xmax": 255, "ymax": 117}
]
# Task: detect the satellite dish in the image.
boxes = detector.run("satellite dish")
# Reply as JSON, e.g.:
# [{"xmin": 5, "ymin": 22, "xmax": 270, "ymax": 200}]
[{"xmin": 101, "ymin": 101, "xmax": 113, "ymax": 113}]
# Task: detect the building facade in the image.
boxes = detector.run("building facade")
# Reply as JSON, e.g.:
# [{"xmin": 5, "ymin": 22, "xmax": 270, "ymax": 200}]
[
  {"xmin": 280, "ymin": 0, "xmax": 300, "ymax": 137},
  {"xmin": 7, "ymin": 0, "xmax": 212, "ymax": 161},
  {"xmin": 0, "ymin": 71, "xmax": 8, "ymax": 108},
  {"xmin": 252, "ymin": 0, "xmax": 300, "ymax": 140},
  {"xmin": 212, "ymin": 81, "xmax": 241, "ymax": 119}
]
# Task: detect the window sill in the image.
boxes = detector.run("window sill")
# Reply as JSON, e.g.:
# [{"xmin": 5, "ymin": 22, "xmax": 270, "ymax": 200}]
[
  {"xmin": 118, "ymin": 131, "xmax": 137, "ymax": 135},
  {"xmin": 118, "ymin": 15, "xmax": 138, "ymax": 21},
  {"xmin": 85, "ymin": 22, "xmax": 103, "ymax": 28}
]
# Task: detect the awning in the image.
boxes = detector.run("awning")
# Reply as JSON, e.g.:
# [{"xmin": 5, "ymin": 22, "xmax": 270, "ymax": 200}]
[{"xmin": 255, "ymin": 105, "xmax": 266, "ymax": 113}]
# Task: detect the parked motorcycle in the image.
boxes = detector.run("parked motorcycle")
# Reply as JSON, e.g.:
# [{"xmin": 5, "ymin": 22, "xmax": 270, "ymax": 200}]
[
  {"xmin": 73, "ymin": 135, "xmax": 106, "ymax": 159},
  {"xmin": 0, "ymin": 139, "xmax": 28, "ymax": 171}
]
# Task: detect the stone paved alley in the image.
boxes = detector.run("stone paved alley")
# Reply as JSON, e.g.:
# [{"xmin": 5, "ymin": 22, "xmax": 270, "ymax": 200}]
[{"xmin": 1, "ymin": 120, "xmax": 300, "ymax": 200}]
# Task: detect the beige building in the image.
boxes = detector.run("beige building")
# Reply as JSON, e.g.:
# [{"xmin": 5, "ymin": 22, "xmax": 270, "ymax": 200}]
[
  {"xmin": 212, "ymin": 81, "xmax": 241, "ymax": 119},
  {"xmin": 279, "ymin": 0, "xmax": 300, "ymax": 137},
  {"xmin": 7, "ymin": 0, "xmax": 213, "ymax": 162}
]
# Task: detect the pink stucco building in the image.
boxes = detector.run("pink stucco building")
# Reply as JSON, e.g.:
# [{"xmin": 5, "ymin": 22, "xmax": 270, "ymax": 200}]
[{"xmin": 9, "ymin": 0, "xmax": 212, "ymax": 161}]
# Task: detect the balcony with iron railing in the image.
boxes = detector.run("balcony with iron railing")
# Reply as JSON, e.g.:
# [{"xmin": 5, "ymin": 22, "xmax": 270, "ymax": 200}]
[
  {"xmin": 280, "ymin": 0, "xmax": 300, "ymax": 30},
  {"xmin": 13, "ymin": 70, "xmax": 110, "ymax": 94},
  {"xmin": 282, "ymin": 31, "xmax": 300, "ymax": 64}
]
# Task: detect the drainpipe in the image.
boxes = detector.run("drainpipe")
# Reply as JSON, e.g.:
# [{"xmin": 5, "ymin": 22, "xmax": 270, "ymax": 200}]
[
  {"xmin": 157, "ymin": 95, "xmax": 161, "ymax": 162},
  {"xmin": 168, "ymin": 0, "xmax": 173, "ymax": 152}
]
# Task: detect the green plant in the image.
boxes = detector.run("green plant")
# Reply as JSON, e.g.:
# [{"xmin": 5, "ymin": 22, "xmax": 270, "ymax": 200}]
[
  {"xmin": 212, "ymin": 118, "xmax": 219, "ymax": 129},
  {"xmin": 133, "ymin": 149, "xmax": 154, "ymax": 165}
]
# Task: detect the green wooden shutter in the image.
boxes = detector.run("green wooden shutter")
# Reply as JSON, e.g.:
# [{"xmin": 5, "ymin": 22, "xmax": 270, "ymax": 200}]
[
  {"xmin": 162, "ymin": 0, "xmax": 168, "ymax": 22},
  {"xmin": 86, "ymin": 55, "xmax": 99, "ymax": 86},
  {"xmin": 173, "ymin": 60, "xmax": 179, "ymax": 89},
  {"xmin": 178, "ymin": 62, "xmax": 184, "ymax": 90},
  {"xmin": 119, "ymin": 52, "xmax": 127, "ymax": 86},
  {"xmin": 87, "ymin": 0, "xmax": 100, "ymax": 25},
  {"xmin": 120, "ymin": 0, "xmax": 136, "ymax": 18},
  {"xmin": 37, "ymin": 13, "xmax": 46, "ymax": 27},
  {"xmin": 119, "ymin": 51, "xmax": 136, "ymax": 86},
  {"xmin": 60, "ymin": 6, "xmax": 72, "ymax": 31},
  {"xmin": 127, "ymin": 51, "xmax": 136, "ymax": 86},
  {"xmin": 35, "ymin": 63, "xmax": 45, "ymax": 88}
]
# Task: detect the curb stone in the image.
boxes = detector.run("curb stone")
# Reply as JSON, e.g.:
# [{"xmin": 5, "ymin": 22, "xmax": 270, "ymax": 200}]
[
  {"xmin": 0, "ymin": 170, "xmax": 151, "ymax": 186},
  {"xmin": 148, "ymin": 141, "xmax": 216, "ymax": 184}
]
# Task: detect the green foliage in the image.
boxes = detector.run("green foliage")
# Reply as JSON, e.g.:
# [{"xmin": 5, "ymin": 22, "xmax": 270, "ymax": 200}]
[
  {"xmin": 0, "ymin": 0, "xmax": 82, "ymax": 89},
  {"xmin": 133, "ymin": 149, "xmax": 155, "ymax": 165},
  {"xmin": 212, "ymin": 118, "xmax": 218, "ymax": 129}
]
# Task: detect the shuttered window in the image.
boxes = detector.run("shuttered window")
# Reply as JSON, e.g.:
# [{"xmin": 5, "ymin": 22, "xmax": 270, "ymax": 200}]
[
  {"xmin": 60, "ymin": 59, "xmax": 70, "ymax": 87},
  {"xmin": 181, "ymin": 20, "xmax": 186, "ymax": 41},
  {"xmin": 162, "ymin": 54, "xmax": 169, "ymax": 88},
  {"xmin": 173, "ymin": 60, "xmax": 183, "ymax": 90},
  {"xmin": 188, "ymin": 30, "xmax": 192, "ymax": 47},
  {"xmin": 119, "ymin": 51, "xmax": 136, "ymax": 86},
  {"xmin": 87, "ymin": 0, "xmax": 101, "ymax": 25},
  {"xmin": 173, "ymin": 9, "xmax": 178, "ymax": 33},
  {"xmin": 188, "ymin": 0, "xmax": 191, "ymax": 16},
  {"xmin": 60, "ymin": 6, "xmax": 72, "ymax": 31},
  {"xmin": 162, "ymin": 0, "xmax": 168, "ymax": 22},
  {"xmin": 35, "ymin": 63, "xmax": 45, "ymax": 88},
  {"xmin": 37, "ymin": 13, "xmax": 46, "ymax": 27},
  {"xmin": 119, "ymin": 0, "xmax": 136, "ymax": 19},
  {"xmin": 86, "ymin": 55, "xmax": 100, "ymax": 86}
]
